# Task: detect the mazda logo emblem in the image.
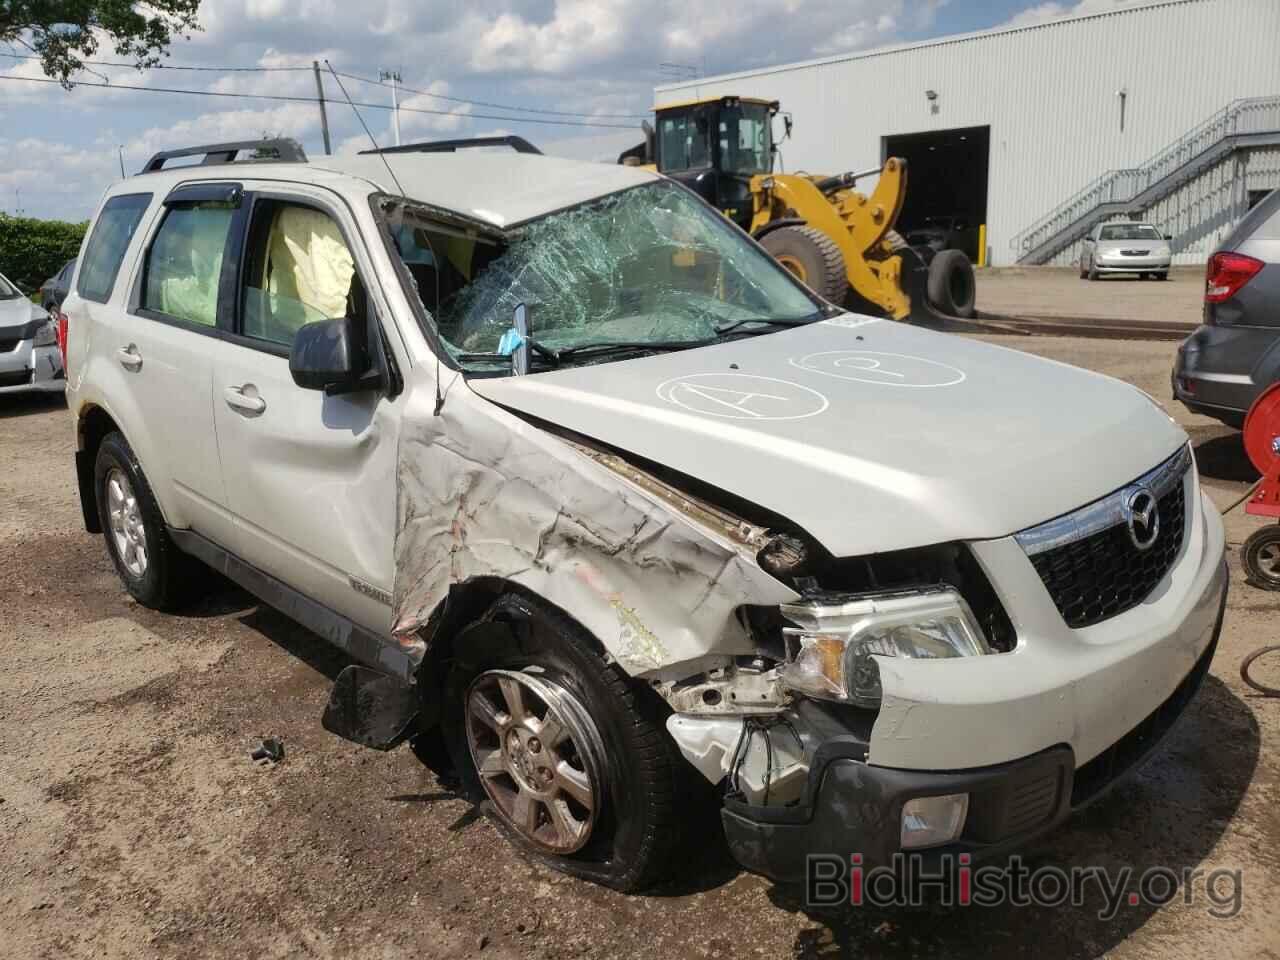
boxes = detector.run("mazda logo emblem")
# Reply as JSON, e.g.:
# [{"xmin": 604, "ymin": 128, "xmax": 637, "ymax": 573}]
[{"xmin": 1124, "ymin": 487, "xmax": 1160, "ymax": 551}]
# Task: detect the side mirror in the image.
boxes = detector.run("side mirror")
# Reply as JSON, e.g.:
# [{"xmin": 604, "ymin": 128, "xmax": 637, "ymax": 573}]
[
  {"xmin": 289, "ymin": 316, "xmax": 370, "ymax": 393},
  {"xmin": 1164, "ymin": 234, "xmax": 1174, "ymax": 241},
  {"xmin": 783, "ymin": 115, "xmax": 794, "ymax": 140}
]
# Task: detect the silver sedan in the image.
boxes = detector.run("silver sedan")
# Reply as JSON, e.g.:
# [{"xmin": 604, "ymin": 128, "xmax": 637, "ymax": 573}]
[{"xmin": 1080, "ymin": 221, "xmax": 1173, "ymax": 280}]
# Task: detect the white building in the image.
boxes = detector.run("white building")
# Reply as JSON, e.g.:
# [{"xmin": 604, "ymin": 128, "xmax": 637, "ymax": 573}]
[{"xmin": 654, "ymin": 0, "xmax": 1280, "ymax": 266}]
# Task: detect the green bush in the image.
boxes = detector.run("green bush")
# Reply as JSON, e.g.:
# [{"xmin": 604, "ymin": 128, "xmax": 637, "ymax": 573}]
[{"xmin": 0, "ymin": 214, "xmax": 88, "ymax": 293}]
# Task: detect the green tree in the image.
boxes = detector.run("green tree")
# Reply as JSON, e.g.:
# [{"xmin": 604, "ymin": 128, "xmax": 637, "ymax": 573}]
[{"xmin": 1, "ymin": 1, "xmax": 202, "ymax": 86}]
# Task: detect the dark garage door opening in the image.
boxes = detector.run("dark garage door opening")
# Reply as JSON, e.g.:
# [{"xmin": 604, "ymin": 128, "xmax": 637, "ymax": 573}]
[{"xmin": 883, "ymin": 125, "xmax": 990, "ymax": 263}]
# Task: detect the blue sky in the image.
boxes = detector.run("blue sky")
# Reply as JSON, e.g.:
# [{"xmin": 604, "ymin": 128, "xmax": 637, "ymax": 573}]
[{"xmin": 0, "ymin": 0, "xmax": 1152, "ymax": 222}]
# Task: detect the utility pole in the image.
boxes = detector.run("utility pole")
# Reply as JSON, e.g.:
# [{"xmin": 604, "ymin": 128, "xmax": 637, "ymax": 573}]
[
  {"xmin": 313, "ymin": 60, "xmax": 332, "ymax": 155},
  {"xmin": 380, "ymin": 69, "xmax": 402, "ymax": 146}
]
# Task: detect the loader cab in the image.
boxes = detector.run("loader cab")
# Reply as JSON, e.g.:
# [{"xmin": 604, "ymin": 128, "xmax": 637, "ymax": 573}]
[{"xmin": 653, "ymin": 97, "xmax": 778, "ymax": 231}]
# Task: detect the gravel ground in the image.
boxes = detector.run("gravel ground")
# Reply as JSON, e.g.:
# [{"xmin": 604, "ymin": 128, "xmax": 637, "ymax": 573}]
[
  {"xmin": 1, "ymin": 335, "xmax": 1278, "ymax": 960},
  {"xmin": 975, "ymin": 267, "xmax": 1205, "ymax": 328}
]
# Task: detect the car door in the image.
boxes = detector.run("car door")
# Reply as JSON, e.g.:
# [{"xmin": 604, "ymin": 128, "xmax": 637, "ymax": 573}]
[
  {"xmin": 209, "ymin": 184, "xmax": 399, "ymax": 634},
  {"xmin": 81, "ymin": 186, "xmax": 238, "ymax": 545}
]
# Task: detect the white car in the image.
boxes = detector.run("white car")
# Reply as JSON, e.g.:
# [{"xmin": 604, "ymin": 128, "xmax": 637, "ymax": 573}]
[
  {"xmin": 1080, "ymin": 221, "xmax": 1174, "ymax": 280},
  {"xmin": 63, "ymin": 138, "xmax": 1226, "ymax": 890},
  {"xmin": 0, "ymin": 270, "xmax": 64, "ymax": 394}
]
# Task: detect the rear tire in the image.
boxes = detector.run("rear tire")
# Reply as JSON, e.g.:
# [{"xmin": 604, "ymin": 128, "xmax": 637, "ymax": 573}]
[
  {"xmin": 759, "ymin": 226, "xmax": 847, "ymax": 304},
  {"xmin": 926, "ymin": 249, "xmax": 976, "ymax": 318},
  {"xmin": 1155, "ymin": 271, "xmax": 1169, "ymax": 281},
  {"xmin": 440, "ymin": 594, "xmax": 687, "ymax": 891},
  {"xmin": 94, "ymin": 432, "xmax": 200, "ymax": 610}
]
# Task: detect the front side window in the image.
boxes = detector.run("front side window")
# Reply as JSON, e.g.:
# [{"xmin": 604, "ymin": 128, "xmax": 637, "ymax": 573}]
[
  {"xmin": 658, "ymin": 109, "xmax": 711, "ymax": 172},
  {"xmin": 142, "ymin": 202, "xmax": 235, "ymax": 327},
  {"xmin": 240, "ymin": 201, "xmax": 357, "ymax": 347},
  {"xmin": 385, "ymin": 180, "xmax": 821, "ymax": 370},
  {"xmin": 718, "ymin": 103, "xmax": 772, "ymax": 174},
  {"xmin": 78, "ymin": 193, "xmax": 151, "ymax": 303}
]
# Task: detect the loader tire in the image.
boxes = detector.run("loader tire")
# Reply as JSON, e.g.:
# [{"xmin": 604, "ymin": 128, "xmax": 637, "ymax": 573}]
[
  {"xmin": 927, "ymin": 249, "xmax": 976, "ymax": 318},
  {"xmin": 760, "ymin": 226, "xmax": 847, "ymax": 304}
]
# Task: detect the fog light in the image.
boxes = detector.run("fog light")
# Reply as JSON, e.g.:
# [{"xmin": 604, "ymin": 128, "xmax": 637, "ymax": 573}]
[{"xmin": 900, "ymin": 793, "xmax": 969, "ymax": 850}]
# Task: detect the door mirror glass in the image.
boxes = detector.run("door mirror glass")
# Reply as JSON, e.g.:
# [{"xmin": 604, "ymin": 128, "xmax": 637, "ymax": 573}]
[
  {"xmin": 1165, "ymin": 234, "xmax": 1174, "ymax": 241},
  {"xmin": 289, "ymin": 316, "xmax": 364, "ymax": 391}
]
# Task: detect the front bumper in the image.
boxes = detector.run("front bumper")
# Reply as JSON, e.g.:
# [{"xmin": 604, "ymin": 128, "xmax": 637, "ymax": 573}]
[
  {"xmin": 1094, "ymin": 257, "xmax": 1171, "ymax": 274},
  {"xmin": 0, "ymin": 335, "xmax": 64, "ymax": 394},
  {"xmin": 723, "ymin": 570, "xmax": 1226, "ymax": 882}
]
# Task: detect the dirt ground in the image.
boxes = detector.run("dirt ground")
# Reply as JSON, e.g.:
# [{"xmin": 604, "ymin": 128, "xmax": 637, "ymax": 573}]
[
  {"xmin": 975, "ymin": 267, "xmax": 1205, "ymax": 329},
  {"xmin": 2, "ymin": 335, "xmax": 1279, "ymax": 960}
]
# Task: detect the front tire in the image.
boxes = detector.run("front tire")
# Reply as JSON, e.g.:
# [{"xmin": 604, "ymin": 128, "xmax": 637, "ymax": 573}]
[
  {"xmin": 440, "ymin": 594, "xmax": 685, "ymax": 890},
  {"xmin": 759, "ymin": 225, "xmax": 847, "ymax": 304},
  {"xmin": 94, "ymin": 432, "xmax": 198, "ymax": 610}
]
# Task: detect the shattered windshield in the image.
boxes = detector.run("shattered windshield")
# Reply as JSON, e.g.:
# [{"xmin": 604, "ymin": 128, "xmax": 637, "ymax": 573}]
[{"xmin": 385, "ymin": 180, "xmax": 821, "ymax": 371}]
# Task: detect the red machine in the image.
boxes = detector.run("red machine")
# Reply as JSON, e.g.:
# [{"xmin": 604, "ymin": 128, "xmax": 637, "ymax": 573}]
[{"xmin": 1241, "ymin": 382, "xmax": 1280, "ymax": 587}]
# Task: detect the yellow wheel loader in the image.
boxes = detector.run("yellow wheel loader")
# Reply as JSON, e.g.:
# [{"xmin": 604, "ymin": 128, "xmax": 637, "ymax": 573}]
[{"xmin": 618, "ymin": 96, "xmax": 976, "ymax": 321}]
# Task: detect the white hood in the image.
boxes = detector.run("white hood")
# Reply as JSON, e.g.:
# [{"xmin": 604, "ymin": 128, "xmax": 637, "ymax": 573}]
[
  {"xmin": 0, "ymin": 296, "xmax": 46, "ymax": 331},
  {"xmin": 469, "ymin": 317, "xmax": 1186, "ymax": 558}
]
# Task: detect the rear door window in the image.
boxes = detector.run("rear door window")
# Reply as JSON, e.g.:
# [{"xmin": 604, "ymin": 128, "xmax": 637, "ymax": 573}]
[
  {"xmin": 77, "ymin": 194, "xmax": 151, "ymax": 303},
  {"xmin": 141, "ymin": 202, "xmax": 237, "ymax": 327}
]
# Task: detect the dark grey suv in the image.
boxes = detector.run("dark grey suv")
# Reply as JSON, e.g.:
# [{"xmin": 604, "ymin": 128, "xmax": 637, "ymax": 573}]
[{"xmin": 1173, "ymin": 189, "xmax": 1280, "ymax": 427}]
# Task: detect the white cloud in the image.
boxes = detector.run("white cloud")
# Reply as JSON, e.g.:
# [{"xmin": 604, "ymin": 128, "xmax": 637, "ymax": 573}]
[{"xmin": 997, "ymin": 0, "xmax": 1151, "ymax": 30}]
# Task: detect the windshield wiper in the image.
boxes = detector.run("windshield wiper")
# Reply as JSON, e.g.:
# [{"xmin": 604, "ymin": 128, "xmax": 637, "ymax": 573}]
[
  {"xmin": 457, "ymin": 338, "xmax": 562, "ymax": 367},
  {"xmin": 712, "ymin": 314, "xmax": 823, "ymax": 335},
  {"xmin": 553, "ymin": 338, "xmax": 717, "ymax": 360}
]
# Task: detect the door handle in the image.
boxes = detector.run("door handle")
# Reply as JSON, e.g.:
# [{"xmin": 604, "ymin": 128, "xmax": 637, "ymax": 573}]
[
  {"xmin": 223, "ymin": 385, "xmax": 266, "ymax": 415},
  {"xmin": 116, "ymin": 345, "xmax": 142, "ymax": 371}
]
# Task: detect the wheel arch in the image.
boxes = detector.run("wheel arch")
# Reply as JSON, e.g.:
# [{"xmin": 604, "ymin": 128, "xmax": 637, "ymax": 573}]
[{"xmin": 750, "ymin": 217, "xmax": 806, "ymax": 241}]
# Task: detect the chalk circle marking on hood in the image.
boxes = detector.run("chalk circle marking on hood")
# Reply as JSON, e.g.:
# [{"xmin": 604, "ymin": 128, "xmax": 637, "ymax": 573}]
[
  {"xmin": 654, "ymin": 373, "xmax": 829, "ymax": 421},
  {"xmin": 790, "ymin": 350, "xmax": 966, "ymax": 388}
]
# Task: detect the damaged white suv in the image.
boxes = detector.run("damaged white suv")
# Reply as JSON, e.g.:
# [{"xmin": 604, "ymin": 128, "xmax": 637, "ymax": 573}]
[{"xmin": 65, "ymin": 138, "xmax": 1227, "ymax": 890}]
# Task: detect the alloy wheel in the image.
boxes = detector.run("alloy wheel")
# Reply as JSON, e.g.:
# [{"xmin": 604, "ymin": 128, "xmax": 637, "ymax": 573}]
[
  {"xmin": 106, "ymin": 467, "xmax": 148, "ymax": 578},
  {"xmin": 464, "ymin": 669, "xmax": 604, "ymax": 854}
]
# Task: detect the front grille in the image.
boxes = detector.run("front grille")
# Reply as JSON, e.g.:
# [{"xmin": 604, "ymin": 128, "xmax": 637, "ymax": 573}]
[
  {"xmin": 0, "ymin": 368, "xmax": 32, "ymax": 388},
  {"xmin": 1071, "ymin": 629, "xmax": 1216, "ymax": 807},
  {"xmin": 1031, "ymin": 482, "xmax": 1185, "ymax": 628},
  {"xmin": 1015, "ymin": 447, "xmax": 1191, "ymax": 630},
  {"xmin": 0, "ymin": 338, "xmax": 19, "ymax": 353},
  {"xmin": 1120, "ymin": 248, "xmax": 1150, "ymax": 256}
]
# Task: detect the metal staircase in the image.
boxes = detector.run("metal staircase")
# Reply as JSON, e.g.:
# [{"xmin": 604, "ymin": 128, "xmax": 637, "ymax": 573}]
[{"xmin": 1012, "ymin": 96, "xmax": 1280, "ymax": 265}]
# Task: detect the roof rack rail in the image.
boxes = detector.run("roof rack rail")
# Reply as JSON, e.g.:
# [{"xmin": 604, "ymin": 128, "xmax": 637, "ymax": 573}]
[
  {"xmin": 140, "ymin": 138, "xmax": 308, "ymax": 174},
  {"xmin": 361, "ymin": 135, "xmax": 542, "ymax": 156}
]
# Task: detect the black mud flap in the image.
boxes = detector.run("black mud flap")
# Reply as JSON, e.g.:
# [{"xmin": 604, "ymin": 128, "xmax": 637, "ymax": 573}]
[{"xmin": 321, "ymin": 665, "xmax": 420, "ymax": 750}]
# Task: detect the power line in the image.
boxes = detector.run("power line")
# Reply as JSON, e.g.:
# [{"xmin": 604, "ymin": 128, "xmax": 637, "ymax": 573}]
[
  {"xmin": 335, "ymin": 68, "xmax": 650, "ymax": 120},
  {"xmin": 0, "ymin": 74, "xmax": 639, "ymax": 129},
  {"xmin": 2, "ymin": 50, "xmax": 651, "ymax": 121},
  {"xmin": 0, "ymin": 51, "xmax": 312, "ymax": 72}
]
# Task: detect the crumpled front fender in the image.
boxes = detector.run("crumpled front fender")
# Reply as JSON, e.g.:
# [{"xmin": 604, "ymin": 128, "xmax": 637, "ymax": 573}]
[{"xmin": 391, "ymin": 375, "xmax": 796, "ymax": 678}]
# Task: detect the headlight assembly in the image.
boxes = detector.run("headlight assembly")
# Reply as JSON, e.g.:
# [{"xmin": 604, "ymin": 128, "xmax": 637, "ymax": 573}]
[{"xmin": 779, "ymin": 588, "xmax": 991, "ymax": 708}]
